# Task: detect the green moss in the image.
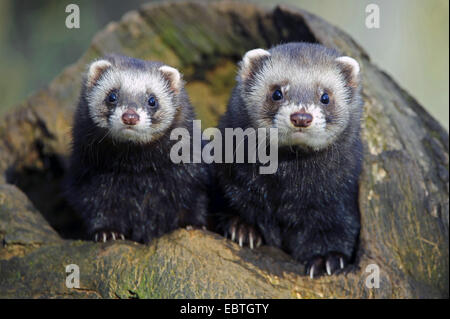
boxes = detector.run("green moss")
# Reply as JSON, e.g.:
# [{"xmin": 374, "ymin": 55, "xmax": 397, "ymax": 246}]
[{"xmin": 184, "ymin": 59, "xmax": 236, "ymax": 127}]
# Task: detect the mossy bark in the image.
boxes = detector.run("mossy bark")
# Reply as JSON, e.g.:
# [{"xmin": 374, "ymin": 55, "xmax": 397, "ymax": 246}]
[{"xmin": 0, "ymin": 1, "xmax": 448, "ymax": 298}]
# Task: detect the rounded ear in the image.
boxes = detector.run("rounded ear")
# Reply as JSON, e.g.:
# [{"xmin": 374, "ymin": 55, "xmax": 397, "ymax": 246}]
[
  {"xmin": 239, "ymin": 48, "xmax": 271, "ymax": 80},
  {"xmin": 159, "ymin": 65, "xmax": 182, "ymax": 93},
  {"xmin": 335, "ymin": 56, "xmax": 360, "ymax": 88},
  {"xmin": 86, "ymin": 59, "xmax": 112, "ymax": 88}
]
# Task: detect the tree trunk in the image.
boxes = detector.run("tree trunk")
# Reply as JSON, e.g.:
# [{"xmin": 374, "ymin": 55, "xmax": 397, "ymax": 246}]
[{"xmin": 0, "ymin": 1, "xmax": 448, "ymax": 298}]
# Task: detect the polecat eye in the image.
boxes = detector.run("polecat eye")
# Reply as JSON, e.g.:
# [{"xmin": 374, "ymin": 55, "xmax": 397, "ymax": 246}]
[
  {"xmin": 148, "ymin": 96, "xmax": 157, "ymax": 107},
  {"xmin": 107, "ymin": 92, "xmax": 118, "ymax": 105},
  {"xmin": 320, "ymin": 93, "xmax": 330, "ymax": 105},
  {"xmin": 272, "ymin": 89, "xmax": 283, "ymax": 101}
]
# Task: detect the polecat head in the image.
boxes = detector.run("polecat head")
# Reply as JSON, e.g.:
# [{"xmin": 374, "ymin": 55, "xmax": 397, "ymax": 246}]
[
  {"xmin": 238, "ymin": 43, "xmax": 361, "ymax": 151},
  {"xmin": 84, "ymin": 54, "xmax": 184, "ymax": 144}
]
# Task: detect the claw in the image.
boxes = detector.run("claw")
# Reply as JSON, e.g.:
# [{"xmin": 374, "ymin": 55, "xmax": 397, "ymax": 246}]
[
  {"xmin": 94, "ymin": 233, "xmax": 98, "ymax": 241},
  {"xmin": 111, "ymin": 232, "xmax": 116, "ymax": 241},
  {"xmin": 226, "ymin": 218, "xmax": 262, "ymax": 249},
  {"xmin": 340, "ymin": 257, "xmax": 344, "ymax": 269},
  {"xmin": 102, "ymin": 232, "xmax": 106, "ymax": 243},
  {"xmin": 231, "ymin": 228, "xmax": 236, "ymax": 242},
  {"xmin": 326, "ymin": 261, "xmax": 332, "ymax": 276},
  {"xmin": 310, "ymin": 265, "xmax": 315, "ymax": 279},
  {"xmin": 256, "ymin": 236, "xmax": 262, "ymax": 248},
  {"xmin": 120, "ymin": 234, "xmax": 125, "ymax": 240}
]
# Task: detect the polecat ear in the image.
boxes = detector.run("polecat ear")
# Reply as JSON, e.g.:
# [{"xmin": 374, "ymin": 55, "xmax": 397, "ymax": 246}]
[
  {"xmin": 159, "ymin": 65, "xmax": 182, "ymax": 93},
  {"xmin": 239, "ymin": 48, "xmax": 271, "ymax": 80},
  {"xmin": 87, "ymin": 59, "xmax": 112, "ymax": 88},
  {"xmin": 335, "ymin": 56, "xmax": 360, "ymax": 88}
]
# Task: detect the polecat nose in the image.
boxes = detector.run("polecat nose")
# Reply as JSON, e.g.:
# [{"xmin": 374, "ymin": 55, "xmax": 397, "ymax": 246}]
[
  {"xmin": 121, "ymin": 109, "xmax": 140, "ymax": 125},
  {"xmin": 290, "ymin": 112, "xmax": 313, "ymax": 128}
]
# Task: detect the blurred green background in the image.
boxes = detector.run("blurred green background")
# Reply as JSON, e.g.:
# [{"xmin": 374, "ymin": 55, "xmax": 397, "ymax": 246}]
[{"xmin": 0, "ymin": 0, "xmax": 448, "ymax": 130}]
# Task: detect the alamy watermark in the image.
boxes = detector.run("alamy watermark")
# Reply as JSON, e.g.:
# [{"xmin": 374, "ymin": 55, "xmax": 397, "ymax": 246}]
[
  {"xmin": 365, "ymin": 4, "xmax": 380, "ymax": 29},
  {"xmin": 65, "ymin": 264, "xmax": 80, "ymax": 288},
  {"xmin": 365, "ymin": 263, "xmax": 380, "ymax": 289},
  {"xmin": 170, "ymin": 120, "xmax": 279, "ymax": 174},
  {"xmin": 65, "ymin": 4, "xmax": 80, "ymax": 29}
]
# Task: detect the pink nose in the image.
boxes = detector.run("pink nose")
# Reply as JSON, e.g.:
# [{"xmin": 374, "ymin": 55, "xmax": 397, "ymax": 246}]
[
  {"xmin": 290, "ymin": 112, "xmax": 313, "ymax": 128},
  {"xmin": 121, "ymin": 109, "xmax": 140, "ymax": 125}
]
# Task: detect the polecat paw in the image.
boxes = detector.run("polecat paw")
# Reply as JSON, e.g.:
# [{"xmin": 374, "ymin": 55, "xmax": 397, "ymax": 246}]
[
  {"xmin": 306, "ymin": 252, "xmax": 347, "ymax": 278},
  {"xmin": 225, "ymin": 217, "xmax": 262, "ymax": 249},
  {"xmin": 94, "ymin": 231, "xmax": 125, "ymax": 242}
]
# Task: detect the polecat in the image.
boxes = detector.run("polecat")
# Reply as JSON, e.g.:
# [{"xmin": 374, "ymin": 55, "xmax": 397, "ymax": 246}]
[
  {"xmin": 215, "ymin": 43, "xmax": 363, "ymax": 278},
  {"xmin": 66, "ymin": 54, "xmax": 208, "ymax": 243}
]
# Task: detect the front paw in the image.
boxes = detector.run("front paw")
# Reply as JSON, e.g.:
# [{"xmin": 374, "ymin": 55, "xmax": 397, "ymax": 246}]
[
  {"xmin": 225, "ymin": 217, "xmax": 262, "ymax": 249},
  {"xmin": 306, "ymin": 252, "xmax": 348, "ymax": 279},
  {"xmin": 93, "ymin": 230, "xmax": 125, "ymax": 242}
]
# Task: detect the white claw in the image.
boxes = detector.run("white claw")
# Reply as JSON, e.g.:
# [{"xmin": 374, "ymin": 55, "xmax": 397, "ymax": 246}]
[
  {"xmin": 256, "ymin": 237, "xmax": 262, "ymax": 248},
  {"xmin": 310, "ymin": 265, "xmax": 315, "ymax": 279},
  {"xmin": 249, "ymin": 233, "xmax": 254, "ymax": 249},
  {"xmin": 340, "ymin": 257, "xmax": 344, "ymax": 269},
  {"xmin": 111, "ymin": 232, "xmax": 116, "ymax": 240},
  {"xmin": 94, "ymin": 233, "xmax": 98, "ymax": 242},
  {"xmin": 102, "ymin": 233, "xmax": 107, "ymax": 243},
  {"xmin": 231, "ymin": 229, "xmax": 236, "ymax": 242},
  {"xmin": 238, "ymin": 235, "xmax": 243, "ymax": 247},
  {"xmin": 326, "ymin": 261, "xmax": 332, "ymax": 276},
  {"xmin": 120, "ymin": 234, "xmax": 125, "ymax": 240}
]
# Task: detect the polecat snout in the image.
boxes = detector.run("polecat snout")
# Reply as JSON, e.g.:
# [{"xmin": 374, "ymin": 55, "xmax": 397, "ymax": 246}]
[
  {"xmin": 66, "ymin": 54, "xmax": 208, "ymax": 243},
  {"xmin": 216, "ymin": 43, "xmax": 363, "ymax": 278}
]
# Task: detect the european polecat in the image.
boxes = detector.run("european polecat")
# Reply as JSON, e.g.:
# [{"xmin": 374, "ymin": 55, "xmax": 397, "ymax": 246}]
[
  {"xmin": 66, "ymin": 54, "xmax": 208, "ymax": 243},
  {"xmin": 215, "ymin": 43, "xmax": 363, "ymax": 278}
]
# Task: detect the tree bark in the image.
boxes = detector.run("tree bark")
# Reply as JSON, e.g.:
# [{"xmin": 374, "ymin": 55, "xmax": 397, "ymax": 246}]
[{"xmin": 0, "ymin": 1, "xmax": 448, "ymax": 298}]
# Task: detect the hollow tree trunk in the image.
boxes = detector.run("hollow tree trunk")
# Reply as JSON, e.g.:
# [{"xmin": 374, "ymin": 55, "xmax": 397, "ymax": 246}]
[{"xmin": 0, "ymin": 1, "xmax": 448, "ymax": 298}]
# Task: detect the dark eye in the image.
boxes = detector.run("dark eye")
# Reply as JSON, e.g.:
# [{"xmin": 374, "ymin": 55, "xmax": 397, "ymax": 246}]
[
  {"xmin": 272, "ymin": 89, "xmax": 283, "ymax": 101},
  {"xmin": 320, "ymin": 93, "xmax": 330, "ymax": 105},
  {"xmin": 107, "ymin": 92, "xmax": 118, "ymax": 104},
  {"xmin": 148, "ymin": 96, "xmax": 157, "ymax": 107}
]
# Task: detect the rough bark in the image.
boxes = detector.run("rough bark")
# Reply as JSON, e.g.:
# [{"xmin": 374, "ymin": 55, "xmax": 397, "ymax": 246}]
[{"xmin": 0, "ymin": 1, "xmax": 448, "ymax": 298}]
